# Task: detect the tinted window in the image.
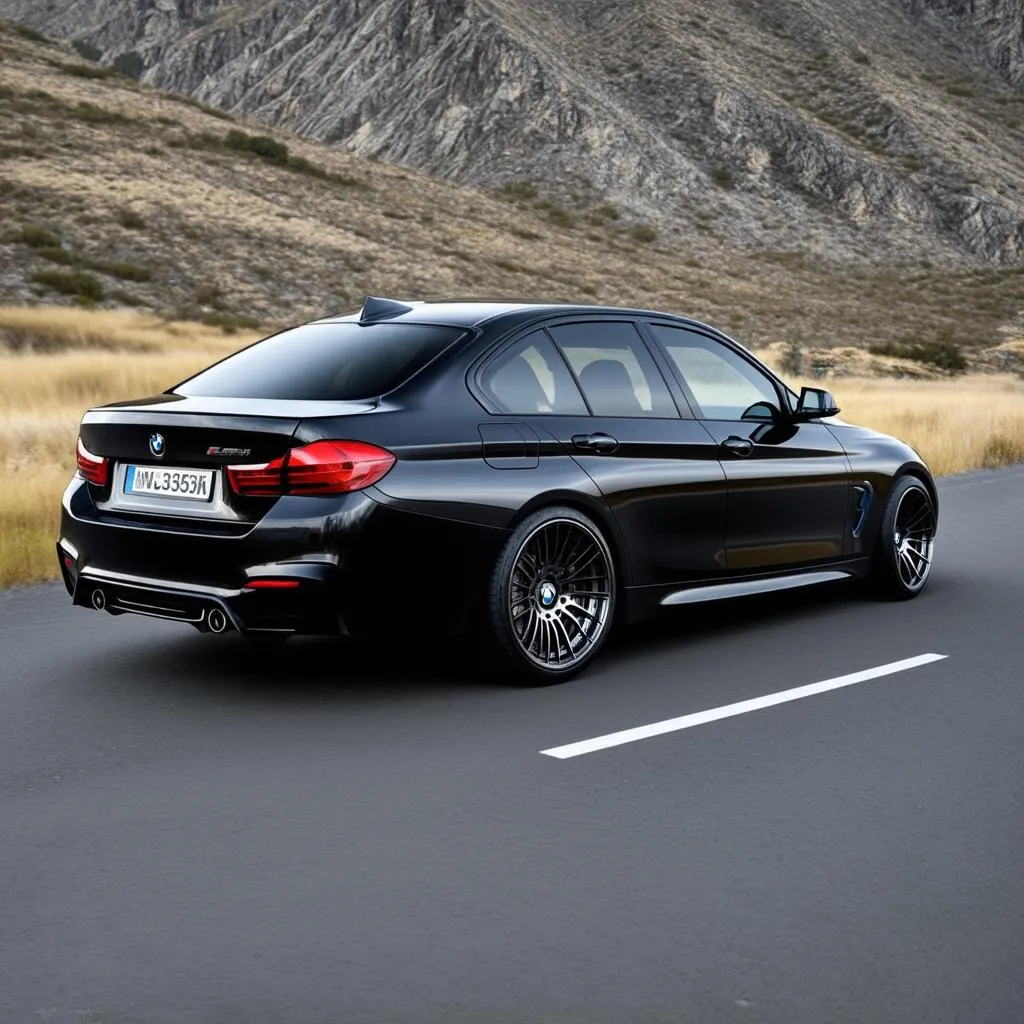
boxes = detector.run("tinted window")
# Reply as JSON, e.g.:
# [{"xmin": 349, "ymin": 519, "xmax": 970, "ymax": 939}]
[
  {"xmin": 481, "ymin": 331, "xmax": 588, "ymax": 415},
  {"xmin": 650, "ymin": 325, "xmax": 780, "ymax": 420},
  {"xmin": 548, "ymin": 321, "xmax": 676, "ymax": 418},
  {"xmin": 176, "ymin": 322, "xmax": 464, "ymax": 401}
]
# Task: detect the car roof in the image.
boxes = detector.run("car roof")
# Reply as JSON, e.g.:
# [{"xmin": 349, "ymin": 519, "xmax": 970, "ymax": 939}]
[{"xmin": 312, "ymin": 299, "xmax": 691, "ymax": 330}]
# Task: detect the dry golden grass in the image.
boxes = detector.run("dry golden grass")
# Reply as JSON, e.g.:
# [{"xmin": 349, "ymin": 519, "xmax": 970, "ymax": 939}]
[
  {"xmin": 757, "ymin": 344, "xmax": 1024, "ymax": 475},
  {"xmin": 0, "ymin": 308, "xmax": 252, "ymax": 586},
  {"xmin": 1, "ymin": 308, "xmax": 1022, "ymax": 587},
  {"xmin": 797, "ymin": 375, "xmax": 1024, "ymax": 476},
  {"xmin": 0, "ymin": 305, "xmax": 258, "ymax": 355}
]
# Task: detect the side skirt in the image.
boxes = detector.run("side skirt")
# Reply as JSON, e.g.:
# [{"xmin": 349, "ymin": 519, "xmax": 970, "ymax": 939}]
[
  {"xmin": 622, "ymin": 559, "xmax": 873, "ymax": 622},
  {"xmin": 660, "ymin": 569, "xmax": 853, "ymax": 606}
]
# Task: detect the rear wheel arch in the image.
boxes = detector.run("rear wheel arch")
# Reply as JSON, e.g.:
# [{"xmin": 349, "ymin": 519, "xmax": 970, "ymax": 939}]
[{"xmin": 507, "ymin": 492, "xmax": 631, "ymax": 591}]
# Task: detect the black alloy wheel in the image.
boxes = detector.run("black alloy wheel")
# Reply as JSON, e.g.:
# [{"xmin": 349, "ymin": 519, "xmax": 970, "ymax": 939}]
[
  {"xmin": 871, "ymin": 476, "xmax": 936, "ymax": 599},
  {"xmin": 488, "ymin": 506, "xmax": 616, "ymax": 683}
]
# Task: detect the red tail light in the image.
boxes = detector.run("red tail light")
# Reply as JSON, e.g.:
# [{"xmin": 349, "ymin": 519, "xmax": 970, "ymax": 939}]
[
  {"xmin": 227, "ymin": 440, "xmax": 395, "ymax": 497},
  {"xmin": 76, "ymin": 437, "xmax": 110, "ymax": 486}
]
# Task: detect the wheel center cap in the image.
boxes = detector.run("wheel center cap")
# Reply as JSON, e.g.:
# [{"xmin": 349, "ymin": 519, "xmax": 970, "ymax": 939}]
[{"xmin": 537, "ymin": 581, "xmax": 558, "ymax": 608}]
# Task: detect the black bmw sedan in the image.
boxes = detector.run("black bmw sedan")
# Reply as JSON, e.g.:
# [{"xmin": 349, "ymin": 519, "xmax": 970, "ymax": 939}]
[{"xmin": 59, "ymin": 297, "xmax": 937, "ymax": 683}]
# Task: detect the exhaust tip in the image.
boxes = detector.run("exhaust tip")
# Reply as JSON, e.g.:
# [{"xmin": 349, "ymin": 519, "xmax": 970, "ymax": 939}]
[
  {"xmin": 90, "ymin": 588, "xmax": 106, "ymax": 611},
  {"xmin": 206, "ymin": 607, "xmax": 228, "ymax": 634}
]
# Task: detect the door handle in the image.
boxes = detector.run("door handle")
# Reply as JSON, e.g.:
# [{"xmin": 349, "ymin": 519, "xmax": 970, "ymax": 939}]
[
  {"xmin": 721, "ymin": 436, "xmax": 754, "ymax": 457},
  {"xmin": 571, "ymin": 432, "xmax": 619, "ymax": 453}
]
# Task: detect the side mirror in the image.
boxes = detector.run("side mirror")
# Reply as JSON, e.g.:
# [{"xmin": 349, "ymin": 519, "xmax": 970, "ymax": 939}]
[{"xmin": 793, "ymin": 386, "xmax": 840, "ymax": 420}]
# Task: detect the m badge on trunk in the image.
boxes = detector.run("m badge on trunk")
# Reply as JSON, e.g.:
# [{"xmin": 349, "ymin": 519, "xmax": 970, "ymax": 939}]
[{"xmin": 207, "ymin": 446, "xmax": 252, "ymax": 458}]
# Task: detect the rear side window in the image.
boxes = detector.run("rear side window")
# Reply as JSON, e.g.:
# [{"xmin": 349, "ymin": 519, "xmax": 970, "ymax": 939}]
[
  {"xmin": 175, "ymin": 322, "xmax": 465, "ymax": 401},
  {"xmin": 481, "ymin": 331, "xmax": 588, "ymax": 415},
  {"xmin": 548, "ymin": 321, "xmax": 677, "ymax": 418}
]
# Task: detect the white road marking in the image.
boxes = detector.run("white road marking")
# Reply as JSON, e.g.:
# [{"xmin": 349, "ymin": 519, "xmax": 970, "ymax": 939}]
[{"xmin": 541, "ymin": 653, "xmax": 949, "ymax": 760}]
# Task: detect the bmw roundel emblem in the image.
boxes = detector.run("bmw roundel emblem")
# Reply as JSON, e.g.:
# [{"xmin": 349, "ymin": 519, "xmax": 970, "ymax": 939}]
[
  {"xmin": 149, "ymin": 432, "xmax": 166, "ymax": 458},
  {"xmin": 539, "ymin": 582, "xmax": 557, "ymax": 607}
]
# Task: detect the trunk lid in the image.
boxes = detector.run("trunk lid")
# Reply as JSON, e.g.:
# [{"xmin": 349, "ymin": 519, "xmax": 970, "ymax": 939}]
[
  {"xmin": 80, "ymin": 393, "xmax": 378, "ymax": 464},
  {"xmin": 79, "ymin": 394, "xmax": 379, "ymax": 528}
]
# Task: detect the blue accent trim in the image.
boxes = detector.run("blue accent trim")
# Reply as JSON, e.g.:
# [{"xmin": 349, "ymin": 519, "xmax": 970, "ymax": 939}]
[{"xmin": 852, "ymin": 484, "xmax": 874, "ymax": 538}]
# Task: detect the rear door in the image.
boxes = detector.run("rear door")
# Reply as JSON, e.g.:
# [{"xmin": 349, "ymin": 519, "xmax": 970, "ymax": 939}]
[
  {"xmin": 645, "ymin": 323, "xmax": 851, "ymax": 572},
  {"xmin": 477, "ymin": 321, "xmax": 727, "ymax": 587}
]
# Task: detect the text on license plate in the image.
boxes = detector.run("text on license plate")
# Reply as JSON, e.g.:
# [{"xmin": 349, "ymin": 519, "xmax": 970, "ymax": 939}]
[{"xmin": 125, "ymin": 465, "xmax": 214, "ymax": 501}]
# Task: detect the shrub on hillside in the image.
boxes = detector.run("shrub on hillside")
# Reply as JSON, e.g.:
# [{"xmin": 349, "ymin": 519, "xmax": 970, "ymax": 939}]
[
  {"xmin": 90, "ymin": 261, "xmax": 153, "ymax": 283},
  {"xmin": 195, "ymin": 284, "xmax": 224, "ymax": 308},
  {"xmin": 32, "ymin": 270, "xmax": 104, "ymax": 302},
  {"xmin": 496, "ymin": 181, "xmax": 539, "ymax": 201},
  {"xmin": 116, "ymin": 208, "xmax": 146, "ymax": 230},
  {"xmin": 60, "ymin": 62, "xmax": 117, "ymax": 80},
  {"xmin": 70, "ymin": 101, "xmax": 128, "ymax": 124},
  {"xmin": 13, "ymin": 225, "xmax": 61, "ymax": 248},
  {"xmin": 711, "ymin": 166, "xmax": 735, "ymax": 189},
  {"xmin": 201, "ymin": 312, "xmax": 261, "ymax": 335},
  {"xmin": 869, "ymin": 336, "xmax": 967, "ymax": 372},
  {"xmin": 72, "ymin": 40, "xmax": 102, "ymax": 61},
  {"xmin": 285, "ymin": 154, "xmax": 326, "ymax": 179},
  {"xmin": 226, "ymin": 129, "xmax": 289, "ymax": 163},
  {"xmin": 180, "ymin": 129, "xmax": 360, "ymax": 184},
  {"xmin": 12, "ymin": 23, "xmax": 51, "ymax": 43},
  {"xmin": 112, "ymin": 51, "xmax": 145, "ymax": 79},
  {"xmin": 630, "ymin": 224, "xmax": 658, "ymax": 243},
  {"xmin": 176, "ymin": 94, "xmax": 235, "ymax": 120},
  {"xmin": 545, "ymin": 206, "xmax": 574, "ymax": 228},
  {"xmin": 778, "ymin": 340, "xmax": 805, "ymax": 376},
  {"xmin": 37, "ymin": 246, "xmax": 74, "ymax": 265}
]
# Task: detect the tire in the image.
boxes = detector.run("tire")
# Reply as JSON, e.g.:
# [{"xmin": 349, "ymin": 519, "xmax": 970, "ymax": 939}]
[
  {"xmin": 486, "ymin": 506, "xmax": 617, "ymax": 685},
  {"xmin": 869, "ymin": 475, "xmax": 936, "ymax": 600}
]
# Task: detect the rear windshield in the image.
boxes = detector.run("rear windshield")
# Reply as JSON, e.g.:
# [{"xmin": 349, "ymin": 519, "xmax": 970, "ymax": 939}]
[{"xmin": 175, "ymin": 322, "xmax": 465, "ymax": 401}]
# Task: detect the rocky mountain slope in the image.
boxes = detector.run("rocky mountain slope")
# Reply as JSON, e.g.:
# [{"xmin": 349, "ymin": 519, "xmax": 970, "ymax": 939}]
[
  {"xmin": 905, "ymin": 0, "xmax": 1024, "ymax": 84},
  {"xmin": 2, "ymin": 0, "xmax": 1023, "ymax": 268},
  {"xmin": 2, "ymin": 23, "xmax": 1023, "ymax": 362}
]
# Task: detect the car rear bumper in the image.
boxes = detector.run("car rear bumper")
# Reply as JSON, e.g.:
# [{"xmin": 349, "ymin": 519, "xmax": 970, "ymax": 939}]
[
  {"xmin": 59, "ymin": 551, "xmax": 341, "ymax": 636},
  {"xmin": 57, "ymin": 477, "xmax": 507, "ymax": 636}
]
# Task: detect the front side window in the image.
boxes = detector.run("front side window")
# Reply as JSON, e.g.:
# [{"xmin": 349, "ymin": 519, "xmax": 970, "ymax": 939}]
[
  {"xmin": 176, "ymin": 322, "xmax": 465, "ymax": 401},
  {"xmin": 649, "ymin": 325, "xmax": 781, "ymax": 420},
  {"xmin": 548, "ymin": 321, "xmax": 677, "ymax": 418},
  {"xmin": 481, "ymin": 331, "xmax": 588, "ymax": 415}
]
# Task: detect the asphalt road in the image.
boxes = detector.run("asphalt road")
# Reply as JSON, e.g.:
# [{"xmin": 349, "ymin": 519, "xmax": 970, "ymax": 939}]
[{"xmin": 3, "ymin": 467, "xmax": 1023, "ymax": 1024}]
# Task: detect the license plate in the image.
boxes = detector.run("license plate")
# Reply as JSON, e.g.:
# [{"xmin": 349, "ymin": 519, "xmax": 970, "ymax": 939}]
[{"xmin": 124, "ymin": 464, "xmax": 215, "ymax": 502}]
